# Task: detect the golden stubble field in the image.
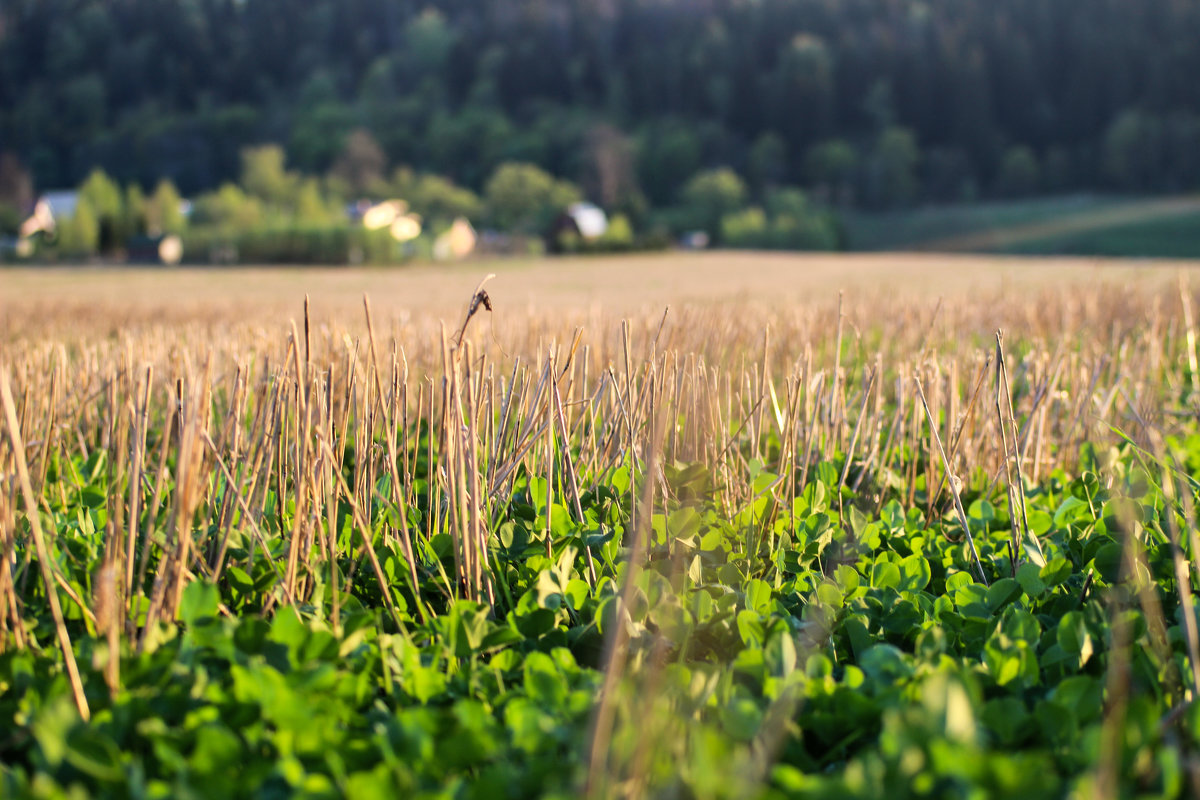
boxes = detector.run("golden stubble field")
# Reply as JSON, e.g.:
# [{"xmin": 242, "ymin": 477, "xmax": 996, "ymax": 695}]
[{"xmin": 2, "ymin": 251, "xmax": 1193, "ymax": 340}]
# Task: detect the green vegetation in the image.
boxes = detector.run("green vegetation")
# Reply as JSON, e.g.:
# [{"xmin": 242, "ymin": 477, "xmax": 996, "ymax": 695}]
[
  {"xmin": 4, "ymin": 284, "xmax": 1200, "ymax": 796},
  {"xmin": 10, "ymin": 149, "xmax": 837, "ymax": 263},
  {"xmin": 840, "ymin": 196, "xmax": 1200, "ymax": 256},
  {"xmin": 841, "ymin": 197, "xmax": 1129, "ymax": 251},
  {"xmin": 1001, "ymin": 211, "xmax": 1200, "ymax": 260}
]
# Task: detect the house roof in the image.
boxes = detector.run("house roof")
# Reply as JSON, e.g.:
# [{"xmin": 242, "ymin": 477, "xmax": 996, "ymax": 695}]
[
  {"xmin": 566, "ymin": 202, "xmax": 608, "ymax": 239},
  {"xmin": 40, "ymin": 190, "xmax": 79, "ymax": 220}
]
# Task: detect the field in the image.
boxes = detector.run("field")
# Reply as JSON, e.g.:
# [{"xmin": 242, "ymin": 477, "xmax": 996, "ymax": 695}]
[
  {"xmin": 4, "ymin": 252, "xmax": 1200, "ymax": 798},
  {"xmin": 1000, "ymin": 211, "xmax": 1200, "ymax": 260},
  {"xmin": 844, "ymin": 195, "xmax": 1200, "ymax": 258}
]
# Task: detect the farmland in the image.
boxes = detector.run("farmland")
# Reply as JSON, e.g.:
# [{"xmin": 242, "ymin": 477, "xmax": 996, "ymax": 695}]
[
  {"xmin": 842, "ymin": 195, "xmax": 1200, "ymax": 257},
  {"xmin": 4, "ymin": 252, "xmax": 1200, "ymax": 798}
]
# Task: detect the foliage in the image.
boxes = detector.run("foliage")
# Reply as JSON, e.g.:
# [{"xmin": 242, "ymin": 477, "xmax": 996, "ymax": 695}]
[
  {"xmin": 484, "ymin": 163, "xmax": 581, "ymax": 235},
  {"xmin": 328, "ymin": 129, "xmax": 388, "ymax": 198},
  {"xmin": 721, "ymin": 189, "xmax": 839, "ymax": 250},
  {"xmin": 54, "ymin": 197, "xmax": 99, "ymax": 257},
  {"xmin": 678, "ymin": 168, "xmax": 749, "ymax": 242},
  {"xmin": 3, "ymin": 409, "xmax": 1199, "ymax": 797},
  {"xmin": 182, "ymin": 224, "xmax": 402, "ymax": 265},
  {"xmin": 9, "ymin": 0, "xmax": 1200, "ymax": 258},
  {"xmin": 145, "ymin": 180, "xmax": 185, "ymax": 236},
  {"xmin": 190, "ymin": 183, "xmax": 263, "ymax": 232},
  {"xmin": 5, "ymin": 287, "xmax": 1200, "ymax": 796},
  {"xmin": 77, "ymin": 169, "xmax": 123, "ymax": 253},
  {"xmin": 390, "ymin": 169, "xmax": 482, "ymax": 227},
  {"xmin": 240, "ymin": 146, "xmax": 301, "ymax": 212},
  {"xmin": 861, "ymin": 128, "xmax": 920, "ymax": 210},
  {"xmin": 0, "ymin": 152, "xmax": 34, "ymax": 223},
  {"xmin": 804, "ymin": 140, "xmax": 858, "ymax": 204},
  {"xmin": 0, "ymin": 203, "xmax": 20, "ymax": 237},
  {"xmin": 10, "ymin": 0, "xmax": 1198, "ymax": 206},
  {"xmin": 995, "ymin": 147, "xmax": 1041, "ymax": 198}
]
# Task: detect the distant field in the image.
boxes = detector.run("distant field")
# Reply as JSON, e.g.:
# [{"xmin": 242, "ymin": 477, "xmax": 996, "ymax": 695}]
[
  {"xmin": 844, "ymin": 194, "xmax": 1200, "ymax": 257},
  {"xmin": 1001, "ymin": 210, "xmax": 1200, "ymax": 259},
  {"xmin": 2, "ymin": 251, "xmax": 1192, "ymax": 339},
  {"xmin": 842, "ymin": 195, "xmax": 1129, "ymax": 250}
]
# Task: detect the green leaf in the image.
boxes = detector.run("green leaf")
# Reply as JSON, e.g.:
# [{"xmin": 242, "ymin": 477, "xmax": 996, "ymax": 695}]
[
  {"xmin": 448, "ymin": 601, "xmax": 492, "ymax": 657},
  {"xmin": 816, "ymin": 581, "xmax": 843, "ymax": 609},
  {"xmin": 986, "ymin": 578, "xmax": 1022, "ymax": 611},
  {"xmin": 859, "ymin": 644, "xmax": 912, "ymax": 683},
  {"xmin": 524, "ymin": 651, "xmax": 567, "ymax": 709},
  {"xmin": 744, "ymin": 578, "xmax": 773, "ymax": 614},
  {"xmin": 1052, "ymin": 676, "xmax": 1104, "ymax": 723},
  {"xmin": 563, "ymin": 578, "xmax": 591, "ymax": 611},
  {"xmin": 1053, "ymin": 496, "xmax": 1090, "ymax": 527},
  {"xmin": 765, "ymin": 630, "xmax": 798, "ymax": 677},
  {"xmin": 981, "ymin": 697, "xmax": 1030, "ymax": 746},
  {"xmin": 1040, "ymin": 557, "xmax": 1073, "ymax": 587},
  {"xmin": 880, "ymin": 500, "xmax": 904, "ymax": 532},
  {"xmin": 720, "ymin": 696, "xmax": 763, "ymax": 741},
  {"xmin": 984, "ymin": 635, "xmax": 1038, "ymax": 688},
  {"xmin": 835, "ymin": 564, "xmax": 861, "ymax": 593},
  {"xmin": 842, "ymin": 615, "xmax": 873, "ymax": 660},
  {"xmin": 737, "ymin": 610, "xmax": 765, "ymax": 647},
  {"xmin": 1016, "ymin": 562, "xmax": 1046, "ymax": 597},
  {"xmin": 968, "ymin": 499, "xmax": 995, "ymax": 522},
  {"xmin": 1056, "ymin": 611, "xmax": 1094, "ymax": 668},
  {"xmin": 1091, "ymin": 542, "xmax": 1124, "ymax": 583},
  {"xmin": 64, "ymin": 729, "xmax": 125, "ymax": 783},
  {"xmin": 180, "ymin": 580, "xmax": 220, "ymax": 628},
  {"xmin": 190, "ymin": 724, "xmax": 243, "ymax": 776},
  {"xmin": 897, "ymin": 554, "xmax": 931, "ymax": 593},
  {"xmin": 998, "ymin": 607, "xmax": 1041, "ymax": 643},
  {"xmin": 226, "ymin": 566, "xmax": 254, "ymax": 597},
  {"xmin": 870, "ymin": 560, "xmax": 901, "ymax": 591}
]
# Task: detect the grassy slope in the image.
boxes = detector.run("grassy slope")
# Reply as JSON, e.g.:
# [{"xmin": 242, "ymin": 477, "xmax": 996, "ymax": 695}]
[
  {"xmin": 1001, "ymin": 211, "xmax": 1200, "ymax": 259},
  {"xmin": 844, "ymin": 195, "xmax": 1200, "ymax": 258}
]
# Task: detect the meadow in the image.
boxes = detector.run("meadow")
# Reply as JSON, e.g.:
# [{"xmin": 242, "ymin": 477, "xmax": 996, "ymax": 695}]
[
  {"xmin": 3, "ymin": 252, "xmax": 1200, "ymax": 798},
  {"xmin": 843, "ymin": 195, "xmax": 1200, "ymax": 257}
]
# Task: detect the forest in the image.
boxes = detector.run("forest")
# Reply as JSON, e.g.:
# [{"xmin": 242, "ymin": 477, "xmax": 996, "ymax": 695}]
[{"xmin": 3, "ymin": 0, "xmax": 1200, "ymax": 203}]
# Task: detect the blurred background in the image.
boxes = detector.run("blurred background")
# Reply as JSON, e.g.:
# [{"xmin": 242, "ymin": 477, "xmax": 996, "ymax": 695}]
[{"xmin": 2, "ymin": 0, "xmax": 1199, "ymax": 265}]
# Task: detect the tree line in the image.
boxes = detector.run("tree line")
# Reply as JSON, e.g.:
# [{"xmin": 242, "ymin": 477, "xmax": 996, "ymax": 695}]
[
  {"xmin": 19, "ymin": 140, "xmax": 838, "ymax": 262},
  {"xmin": 2, "ymin": 0, "xmax": 1199, "ymax": 239}
]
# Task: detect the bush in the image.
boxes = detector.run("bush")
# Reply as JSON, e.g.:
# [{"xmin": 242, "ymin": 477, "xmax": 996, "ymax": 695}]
[
  {"xmin": 484, "ymin": 163, "xmax": 581, "ymax": 234},
  {"xmin": 719, "ymin": 189, "xmax": 841, "ymax": 251},
  {"xmin": 678, "ymin": 167, "xmax": 748, "ymax": 240},
  {"xmin": 720, "ymin": 207, "xmax": 769, "ymax": 247},
  {"xmin": 183, "ymin": 225, "xmax": 405, "ymax": 265}
]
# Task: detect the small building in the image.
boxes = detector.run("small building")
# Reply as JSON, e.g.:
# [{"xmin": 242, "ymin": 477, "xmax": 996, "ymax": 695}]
[
  {"xmin": 353, "ymin": 198, "xmax": 423, "ymax": 242},
  {"xmin": 19, "ymin": 190, "xmax": 78, "ymax": 237},
  {"xmin": 548, "ymin": 201, "xmax": 608, "ymax": 251},
  {"xmin": 565, "ymin": 202, "xmax": 608, "ymax": 239},
  {"xmin": 433, "ymin": 217, "xmax": 477, "ymax": 260}
]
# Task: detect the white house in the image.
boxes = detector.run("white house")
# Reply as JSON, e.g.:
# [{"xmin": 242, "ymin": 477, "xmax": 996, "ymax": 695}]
[{"xmin": 19, "ymin": 190, "xmax": 78, "ymax": 237}]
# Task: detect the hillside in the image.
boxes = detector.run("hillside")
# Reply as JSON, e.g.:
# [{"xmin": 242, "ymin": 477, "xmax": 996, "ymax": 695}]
[{"xmin": 3, "ymin": 0, "xmax": 1200, "ymax": 210}]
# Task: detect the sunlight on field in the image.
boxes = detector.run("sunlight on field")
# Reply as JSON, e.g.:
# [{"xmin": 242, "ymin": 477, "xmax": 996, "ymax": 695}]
[{"xmin": 2, "ymin": 252, "xmax": 1192, "ymax": 339}]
